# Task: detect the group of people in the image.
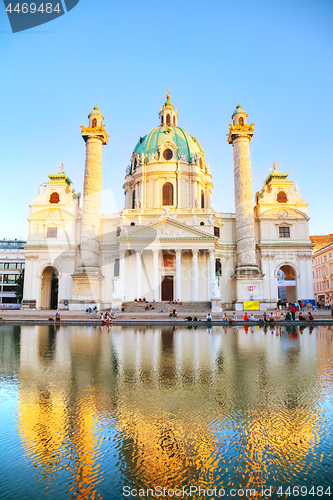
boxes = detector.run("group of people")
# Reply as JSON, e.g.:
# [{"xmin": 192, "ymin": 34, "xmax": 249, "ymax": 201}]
[
  {"xmin": 98, "ymin": 311, "xmax": 115, "ymax": 324},
  {"xmin": 134, "ymin": 297, "xmax": 155, "ymax": 303},
  {"xmin": 145, "ymin": 303, "xmax": 155, "ymax": 311}
]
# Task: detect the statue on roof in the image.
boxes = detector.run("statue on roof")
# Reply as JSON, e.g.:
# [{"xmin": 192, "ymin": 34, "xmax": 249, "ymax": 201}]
[{"xmin": 58, "ymin": 162, "xmax": 64, "ymax": 173}]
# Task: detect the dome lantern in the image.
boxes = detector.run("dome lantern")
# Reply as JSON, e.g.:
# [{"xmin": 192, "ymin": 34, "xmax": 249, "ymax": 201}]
[{"xmin": 159, "ymin": 90, "xmax": 178, "ymax": 127}]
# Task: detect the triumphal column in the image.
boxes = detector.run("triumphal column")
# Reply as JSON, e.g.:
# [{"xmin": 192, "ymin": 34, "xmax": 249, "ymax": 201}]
[
  {"xmin": 71, "ymin": 106, "xmax": 109, "ymax": 309},
  {"xmin": 228, "ymin": 105, "xmax": 264, "ymax": 309}
]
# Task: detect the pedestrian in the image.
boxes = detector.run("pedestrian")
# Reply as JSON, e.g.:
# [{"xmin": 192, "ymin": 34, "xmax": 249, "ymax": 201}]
[
  {"xmin": 262, "ymin": 311, "xmax": 268, "ymax": 323},
  {"xmin": 244, "ymin": 312, "xmax": 249, "ymax": 321},
  {"xmin": 308, "ymin": 312, "xmax": 314, "ymax": 321},
  {"xmin": 222, "ymin": 313, "xmax": 227, "ymax": 321},
  {"xmin": 299, "ymin": 312, "xmax": 305, "ymax": 321},
  {"xmin": 54, "ymin": 311, "xmax": 61, "ymax": 323},
  {"xmin": 232, "ymin": 312, "xmax": 237, "ymax": 322},
  {"xmin": 206, "ymin": 313, "xmax": 212, "ymax": 323},
  {"xmin": 249, "ymin": 313, "xmax": 255, "ymax": 321},
  {"xmin": 290, "ymin": 305, "xmax": 296, "ymax": 321}
]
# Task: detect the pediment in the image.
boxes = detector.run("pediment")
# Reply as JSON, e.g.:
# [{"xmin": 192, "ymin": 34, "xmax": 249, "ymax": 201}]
[
  {"xmin": 29, "ymin": 208, "xmax": 75, "ymax": 221},
  {"xmin": 259, "ymin": 207, "xmax": 309, "ymax": 220},
  {"xmin": 118, "ymin": 217, "xmax": 216, "ymax": 241}
]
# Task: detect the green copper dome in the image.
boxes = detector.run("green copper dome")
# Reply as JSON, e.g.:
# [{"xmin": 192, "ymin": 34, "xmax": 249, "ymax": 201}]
[{"xmin": 131, "ymin": 125, "xmax": 205, "ymax": 172}]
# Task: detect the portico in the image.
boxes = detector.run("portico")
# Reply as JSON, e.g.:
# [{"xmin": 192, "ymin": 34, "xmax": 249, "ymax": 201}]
[{"xmin": 116, "ymin": 218, "xmax": 217, "ymax": 302}]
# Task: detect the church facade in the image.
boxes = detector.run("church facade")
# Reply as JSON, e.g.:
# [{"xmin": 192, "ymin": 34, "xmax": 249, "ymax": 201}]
[{"xmin": 23, "ymin": 94, "xmax": 314, "ymax": 310}]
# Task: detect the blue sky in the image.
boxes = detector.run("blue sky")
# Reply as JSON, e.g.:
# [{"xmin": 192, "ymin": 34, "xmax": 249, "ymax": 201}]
[{"xmin": 1, "ymin": 0, "xmax": 332, "ymax": 239}]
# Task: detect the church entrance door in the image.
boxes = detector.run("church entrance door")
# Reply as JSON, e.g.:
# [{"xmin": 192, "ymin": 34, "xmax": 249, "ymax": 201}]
[
  {"xmin": 162, "ymin": 275, "xmax": 173, "ymax": 301},
  {"xmin": 40, "ymin": 266, "xmax": 59, "ymax": 310}
]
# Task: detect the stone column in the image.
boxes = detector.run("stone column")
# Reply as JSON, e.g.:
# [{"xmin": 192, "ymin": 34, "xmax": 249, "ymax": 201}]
[
  {"xmin": 79, "ymin": 109, "xmax": 108, "ymax": 273},
  {"xmin": 228, "ymin": 106, "xmax": 259, "ymax": 275},
  {"xmin": 175, "ymin": 249, "xmax": 182, "ymax": 301},
  {"xmin": 227, "ymin": 106, "xmax": 264, "ymax": 308},
  {"xmin": 136, "ymin": 250, "xmax": 142, "ymax": 299},
  {"xmin": 71, "ymin": 107, "xmax": 108, "ymax": 308},
  {"xmin": 119, "ymin": 250, "xmax": 125, "ymax": 299},
  {"xmin": 192, "ymin": 249, "xmax": 199, "ymax": 301},
  {"xmin": 209, "ymin": 249, "xmax": 215, "ymax": 282},
  {"xmin": 153, "ymin": 249, "xmax": 159, "ymax": 301}
]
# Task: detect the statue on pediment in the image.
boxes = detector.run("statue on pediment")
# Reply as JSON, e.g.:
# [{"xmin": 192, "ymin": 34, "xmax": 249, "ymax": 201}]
[{"xmin": 163, "ymin": 206, "xmax": 170, "ymax": 217}]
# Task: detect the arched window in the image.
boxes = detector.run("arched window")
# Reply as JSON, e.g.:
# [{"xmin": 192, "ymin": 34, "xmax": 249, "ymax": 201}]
[
  {"xmin": 173, "ymin": 116, "xmax": 175, "ymax": 125},
  {"xmin": 161, "ymin": 115, "xmax": 164, "ymax": 125},
  {"xmin": 132, "ymin": 190, "xmax": 136, "ymax": 209},
  {"xmin": 92, "ymin": 118, "xmax": 97, "ymax": 128},
  {"xmin": 49, "ymin": 192, "xmax": 60, "ymax": 204},
  {"xmin": 134, "ymin": 157, "xmax": 138, "ymax": 170},
  {"xmin": 163, "ymin": 182, "xmax": 173, "ymax": 206},
  {"xmin": 277, "ymin": 191, "xmax": 288, "ymax": 203},
  {"xmin": 166, "ymin": 114, "xmax": 171, "ymax": 125},
  {"xmin": 201, "ymin": 190, "xmax": 205, "ymax": 208},
  {"xmin": 163, "ymin": 148, "xmax": 173, "ymax": 161},
  {"xmin": 238, "ymin": 117, "xmax": 244, "ymax": 126},
  {"xmin": 199, "ymin": 157, "xmax": 203, "ymax": 169}
]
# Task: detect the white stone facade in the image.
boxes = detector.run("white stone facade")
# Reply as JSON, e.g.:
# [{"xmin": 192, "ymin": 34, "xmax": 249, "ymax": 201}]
[{"xmin": 23, "ymin": 100, "xmax": 314, "ymax": 310}]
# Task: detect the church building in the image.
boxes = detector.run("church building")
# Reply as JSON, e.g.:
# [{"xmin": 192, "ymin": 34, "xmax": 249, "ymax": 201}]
[{"xmin": 23, "ymin": 93, "xmax": 314, "ymax": 310}]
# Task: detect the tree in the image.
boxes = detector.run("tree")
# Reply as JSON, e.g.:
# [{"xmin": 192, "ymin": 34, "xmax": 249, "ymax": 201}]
[{"xmin": 15, "ymin": 268, "xmax": 24, "ymax": 303}]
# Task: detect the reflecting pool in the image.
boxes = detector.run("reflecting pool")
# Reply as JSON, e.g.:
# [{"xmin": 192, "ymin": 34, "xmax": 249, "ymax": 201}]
[{"xmin": 0, "ymin": 324, "xmax": 333, "ymax": 499}]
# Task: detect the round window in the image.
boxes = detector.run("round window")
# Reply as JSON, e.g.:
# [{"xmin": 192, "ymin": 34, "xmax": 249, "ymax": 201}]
[{"xmin": 163, "ymin": 149, "xmax": 173, "ymax": 161}]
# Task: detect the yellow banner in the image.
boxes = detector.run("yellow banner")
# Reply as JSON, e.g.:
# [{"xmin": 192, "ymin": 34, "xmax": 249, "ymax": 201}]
[{"xmin": 244, "ymin": 301, "xmax": 260, "ymax": 310}]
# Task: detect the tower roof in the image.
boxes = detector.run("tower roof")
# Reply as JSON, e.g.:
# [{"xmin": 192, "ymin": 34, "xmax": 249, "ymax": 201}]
[
  {"xmin": 88, "ymin": 106, "xmax": 103, "ymax": 118},
  {"xmin": 232, "ymin": 104, "xmax": 247, "ymax": 117}
]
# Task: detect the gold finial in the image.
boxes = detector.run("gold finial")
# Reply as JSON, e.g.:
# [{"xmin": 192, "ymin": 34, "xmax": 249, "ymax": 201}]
[
  {"xmin": 166, "ymin": 89, "xmax": 170, "ymax": 100},
  {"xmin": 273, "ymin": 161, "xmax": 277, "ymax": 171}
]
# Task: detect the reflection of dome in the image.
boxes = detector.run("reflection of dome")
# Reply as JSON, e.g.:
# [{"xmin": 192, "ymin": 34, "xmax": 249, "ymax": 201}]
[{"xmin": 132, "ymin": 126, "xmax": 205, "ymax": 164}]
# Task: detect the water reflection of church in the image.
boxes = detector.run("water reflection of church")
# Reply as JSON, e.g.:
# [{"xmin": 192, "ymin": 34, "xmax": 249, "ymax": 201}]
[
  {"xmin": 23, "ymin": 94, "xmax": 314, "ymax": 310},
  {"xmin": 13, "ymin": 325, "xmax": 331, "ymax": 496}
]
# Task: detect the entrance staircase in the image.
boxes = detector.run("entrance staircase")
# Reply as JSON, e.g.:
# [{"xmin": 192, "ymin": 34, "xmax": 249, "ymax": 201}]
[{"xmin": 123, "ymin": 301, "xmax": 211, "ymax": 313}]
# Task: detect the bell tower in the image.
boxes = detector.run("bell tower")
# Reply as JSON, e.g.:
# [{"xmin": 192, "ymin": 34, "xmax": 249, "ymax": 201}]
[
  {"xmin": 71, "ymin": 106, "xmax": 109, "ymax": 308},
  {"xmin": 228, "ymin": 105, "xmax": 264, "ymax": 308}
]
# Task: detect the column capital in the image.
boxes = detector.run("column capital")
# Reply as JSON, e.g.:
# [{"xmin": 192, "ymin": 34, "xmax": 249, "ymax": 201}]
[
  {"xmin": 192, "ymin": 248, "xmax": 199, "ymax": 256},
  {"xmin": 176, "ymin": 249, "xmax": 182, "ymax": 255}
]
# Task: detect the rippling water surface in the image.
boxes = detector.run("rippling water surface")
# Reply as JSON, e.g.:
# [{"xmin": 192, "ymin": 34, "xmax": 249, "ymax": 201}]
[{"xmin": 0, "ymin": 324, "xmax": 333, "ymax": 499}]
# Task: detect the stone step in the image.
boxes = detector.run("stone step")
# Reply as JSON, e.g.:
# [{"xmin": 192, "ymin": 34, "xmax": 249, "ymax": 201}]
[{"xmin": 123, "ymin": 301, "xmax": 211, "ymax": 312}]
